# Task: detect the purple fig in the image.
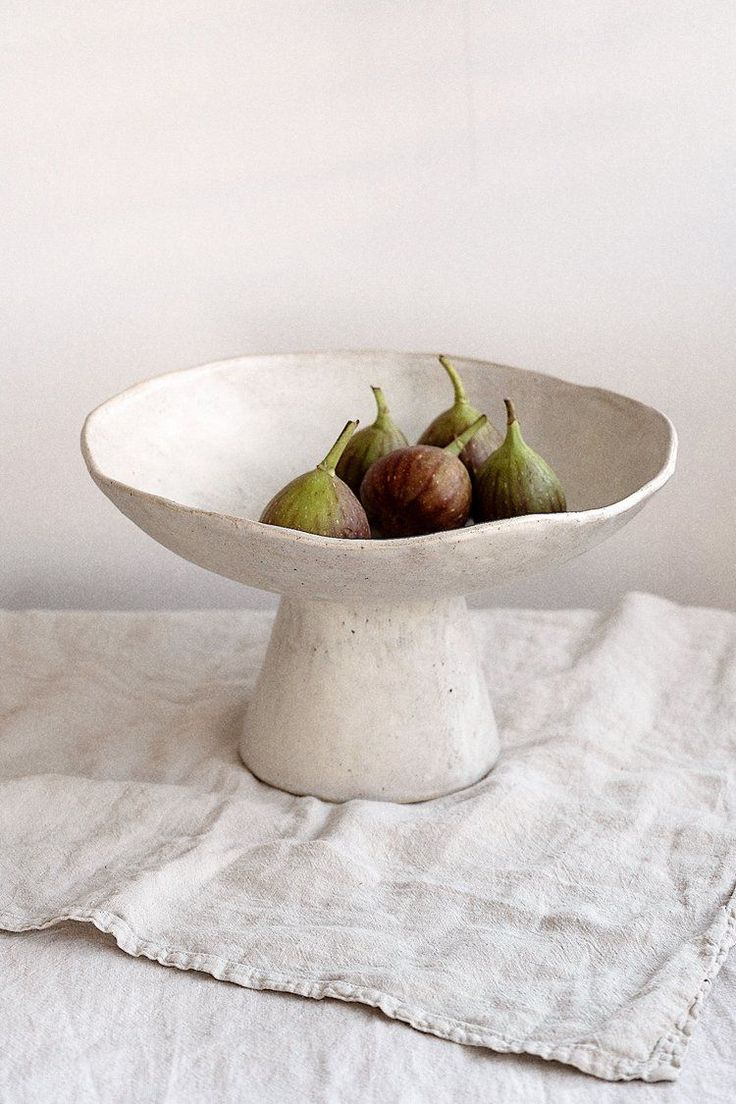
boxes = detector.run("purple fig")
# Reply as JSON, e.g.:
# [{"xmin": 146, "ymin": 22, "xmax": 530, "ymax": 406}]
[{"xmin": 360, "ymin": 417, "xmax": 487, "ymax": 538}]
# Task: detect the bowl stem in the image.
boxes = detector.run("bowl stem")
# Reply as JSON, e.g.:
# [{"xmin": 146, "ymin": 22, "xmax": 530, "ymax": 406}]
[{"xmin": 240, "ymin": 593, "xmax": 499, "ymax": 803}]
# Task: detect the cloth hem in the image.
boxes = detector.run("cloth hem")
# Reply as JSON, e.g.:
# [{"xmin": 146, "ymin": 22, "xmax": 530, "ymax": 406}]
[{"xmin": 3, "ymin": 901, "xmax": 734, "ymax": 1083}]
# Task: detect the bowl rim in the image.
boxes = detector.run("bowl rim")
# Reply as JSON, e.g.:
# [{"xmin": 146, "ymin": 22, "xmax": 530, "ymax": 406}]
[{"xmin": 81, "ymin": 349, "xmax": 678, "ymax": 550}]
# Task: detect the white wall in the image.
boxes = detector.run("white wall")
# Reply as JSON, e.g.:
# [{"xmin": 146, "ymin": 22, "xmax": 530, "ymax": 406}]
[{"xmin": 2, "ymin": 1, "xmax": 734, "ymax": 611}]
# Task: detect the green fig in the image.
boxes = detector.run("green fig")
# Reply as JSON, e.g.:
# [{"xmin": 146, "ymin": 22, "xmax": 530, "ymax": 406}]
[
  {"xmin": 335, "ymin": 386, "xmax": 408, "ymax": 494},
  {"xmin": 474, "ymin": 399, "xmax": 566, "ymax": 521},
  {"xmin": 260, "ymin": 421, "xmax": 371, "ymax": 538},
  {"xmin": 418, "ymin": 355, "xmax": 502, "ymax": 478},
  {"xmin": 360, "ymin": 416, "xmax": 487, "ymax": 538}
]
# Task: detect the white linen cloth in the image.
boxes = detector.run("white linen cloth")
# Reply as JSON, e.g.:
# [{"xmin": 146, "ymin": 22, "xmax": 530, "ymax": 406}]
[
  {"xmin": 3, "ymin": 921, "xmax": 736, "ymax": 1104},
  {"xmin": 0, "ymin": 596, "xmax": 734, "ymax": 1083}
]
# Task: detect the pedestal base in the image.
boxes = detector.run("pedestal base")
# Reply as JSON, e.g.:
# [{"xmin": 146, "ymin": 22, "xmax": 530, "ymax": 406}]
[{"xmin": 240, "ymin": 595, "xmax": 499, "ymax": 803}]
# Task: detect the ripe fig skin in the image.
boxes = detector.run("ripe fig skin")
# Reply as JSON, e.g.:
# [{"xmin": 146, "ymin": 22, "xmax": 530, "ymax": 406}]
[
  {"xmin": 260, "ymin": 470, "xmax": 371, "ymax": 538},
  {"xmin": 259, "ymin": 421, "xmax": 371, "ymax": 539},
  {"xmin": 360, "ymin": 445, "xmax": 472, "ymax": 538},
  {"xmin": 474, "ymin": 399, "xmax": 566, "ymax": 522},
  {"xmin": 336, "ymin": 386, "xmax": 408, "ymax": 495},
  {"xmin": 418, "ymin": 356, "xmax": 502, "ymax": 479}
]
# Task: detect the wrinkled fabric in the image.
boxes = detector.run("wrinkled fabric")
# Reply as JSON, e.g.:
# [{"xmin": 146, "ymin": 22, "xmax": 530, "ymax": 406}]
[
  {"xmin": 3, "ymin": 922, "xmax": 736, "ymax": 1104},
  {"xmin": 0, "ymin": 595, "xmax": 734, "ymax": 1082}
]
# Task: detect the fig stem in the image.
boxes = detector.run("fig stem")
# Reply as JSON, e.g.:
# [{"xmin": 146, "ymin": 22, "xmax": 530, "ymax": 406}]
[
  {"xmin": 444, "ymin": 414, "xmax": 488, "ymax": 457},
  {"xmin": 504, "ymin": 398, "xmax": 518, "ymax": 426},
  {"xmin": 317, "ymin": 420, "xmax": 360, "ymax": 475},
  {"xmin": 438, "ymin": 355, "xmax": 467, "ymax": 406},
  {"xmin": 371, "ymin": 385, "xmax": 390, "ymax": 424}
]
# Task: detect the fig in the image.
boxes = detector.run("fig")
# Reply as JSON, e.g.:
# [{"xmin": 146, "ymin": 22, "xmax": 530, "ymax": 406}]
[
  {"xmin": 335, "ymin": 386, "xmax": 408, "ymax": 494},
  {"xmin": 360, "ymin": 417, "xmax": 487, "ymax": 538},
  {"xmin": 418, "ymin": 355, "xmax": 502, "ymax": 478},
  {"xmin": 260, "ymin": 421, "xmax": 371, "ymax": 538},
  {"xmin": 474, "ymin": 399, "xmax": 566, "ymax": 521}
]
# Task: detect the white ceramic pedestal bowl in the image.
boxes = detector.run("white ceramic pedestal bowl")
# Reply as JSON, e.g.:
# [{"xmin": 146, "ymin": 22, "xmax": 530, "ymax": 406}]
[{"xmin": 82, "ymin": 352, "xmax": 676, "ymax": 803}]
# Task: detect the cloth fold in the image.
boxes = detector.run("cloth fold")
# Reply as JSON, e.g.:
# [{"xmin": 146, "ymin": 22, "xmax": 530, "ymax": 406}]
[{"xmin": 1, "ymin": 596, "xmax": 734, "ymax": 1082}]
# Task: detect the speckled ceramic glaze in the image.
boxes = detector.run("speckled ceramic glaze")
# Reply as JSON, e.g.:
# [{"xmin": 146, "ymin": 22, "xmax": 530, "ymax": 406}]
[{"xmin": 81, "ymin": 351, "xmax": 677, "ymax": 802}]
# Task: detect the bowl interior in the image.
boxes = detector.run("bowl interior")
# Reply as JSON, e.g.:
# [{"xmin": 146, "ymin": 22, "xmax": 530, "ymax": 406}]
[{"xmin": 84, "ymin": 351, "xmax": 672, "ymax": 520}]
